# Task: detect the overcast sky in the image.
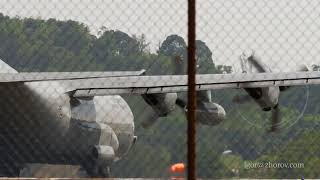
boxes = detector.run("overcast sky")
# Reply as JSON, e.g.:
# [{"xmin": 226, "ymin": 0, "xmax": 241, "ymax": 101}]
[{"xmin": 0, "ymin": 0, "xmax": 320, "ymax": 71}]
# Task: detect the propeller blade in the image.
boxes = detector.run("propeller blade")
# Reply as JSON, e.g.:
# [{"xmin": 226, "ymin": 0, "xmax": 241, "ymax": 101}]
[
  {"xmin": 297, "ymin": 63, "xmax": 311, "ymax": 72},
  {"xmin": 240, "ymin": 52, "xmax": 249, "ymax": 73},
  {"xmin": 269, "ymin": 104, "xmax": 280, "ymax": 132},
  {"xmin": 173, "ymin": 55, "xmax": 185, "ymax": 75}
]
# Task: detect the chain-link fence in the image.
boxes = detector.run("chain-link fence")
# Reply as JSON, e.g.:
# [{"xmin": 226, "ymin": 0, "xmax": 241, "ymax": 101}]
[{"xmin": 0, "ymin": 0, "xmax": 319, "ymax": 178}]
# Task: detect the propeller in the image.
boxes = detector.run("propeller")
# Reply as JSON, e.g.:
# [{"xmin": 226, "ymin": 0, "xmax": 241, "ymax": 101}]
[
  {"xmin": 238, "ymin": 51, "xmax": 282, "ymax": 132},
  {"xmin": 269, "ymin": 104, "xmax": 280, "ymax": 132},
  {"xmin": 141, "ymin": 53, "xmax": 226, "ymax": 128},
  {"xmin": 270, "ymin": 63, "xmax": 312, "ymax": 132},
  {"xmin": 237, "ymin": 52, "xmax": 311, "ymax": 132},
  {"xmin": 140, "ymin": 55, "xmax": 185, "ymax": 129}
]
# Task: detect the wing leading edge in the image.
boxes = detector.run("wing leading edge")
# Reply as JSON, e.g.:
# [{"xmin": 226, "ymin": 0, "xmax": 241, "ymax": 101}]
[
  {"xmin": 0, "ymin": 70, "xmax": 146, "ymax": 82},
  {"xmin": 0, "ymin": 71, "xmax": 319, "ymax": 97},
  {"xmin": 64, "ymin": 71, "xmax": 320, "ymax": 97}
]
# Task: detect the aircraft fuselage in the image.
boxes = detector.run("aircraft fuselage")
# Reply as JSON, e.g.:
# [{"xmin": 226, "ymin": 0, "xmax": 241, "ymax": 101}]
[{"xmin": 0, "ymin": 80, "xmax": 135, "ymax": 175}]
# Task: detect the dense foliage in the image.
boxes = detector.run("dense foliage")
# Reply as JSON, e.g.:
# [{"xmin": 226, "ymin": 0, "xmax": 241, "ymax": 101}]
[{"xmin": 0, "ymin": 13, "xmax": 319, "ymax": 178}]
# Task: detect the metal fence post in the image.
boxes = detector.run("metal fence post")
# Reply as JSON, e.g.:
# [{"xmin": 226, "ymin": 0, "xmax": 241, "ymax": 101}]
[{"xmin": 187, "ymin": 0, "xmax": 197, "ymax": 179}]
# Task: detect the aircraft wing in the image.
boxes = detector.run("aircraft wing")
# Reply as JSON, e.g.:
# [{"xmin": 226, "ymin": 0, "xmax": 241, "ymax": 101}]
[
  {"xmin": 0, "ymin": 71, "xmax": 319, "ymax": 97},
  {"xmin": 0, "ymin": 70, "xmax": 146, "ymax": 82},
  {"xmin": 60, "ymin": 71, "xmax": 320, "ymax": 97}
]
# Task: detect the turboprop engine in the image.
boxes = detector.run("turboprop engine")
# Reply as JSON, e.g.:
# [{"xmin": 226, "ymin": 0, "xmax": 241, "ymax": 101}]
[
  {"xmin": 176, "ymin": 90, "xmax": 226, "ymax": 126},
  {"xmin": 233, "ymin": 51, "xmax": 311, "ymax": 132},
  {"xmin": 141, "ymin": 93, "xmax": 177, "ymax": 128},
  {"xmin": 140, "ymin": 55, "xmax": 226, "ymax": 128},
  {"xmin": 141, "ymin": 91, "xmax": 226, "ymax": 128},
  {"xmin": 194, "ymin": 91, "xmax": 226, "ymax": 126}
]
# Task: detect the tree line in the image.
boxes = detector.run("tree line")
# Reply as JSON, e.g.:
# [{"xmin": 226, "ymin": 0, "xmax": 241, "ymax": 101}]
[{"xmin": 0, "ymin": 13, "xmax": 319, "ymax": 178}]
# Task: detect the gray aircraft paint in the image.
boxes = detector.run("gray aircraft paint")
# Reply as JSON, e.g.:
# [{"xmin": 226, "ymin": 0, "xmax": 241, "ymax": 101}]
[
  {"xmin": 0, "ymin": 60, "xmax": 135, "ymax": 176},
  {"xmin": 243, "ymin": 53, "xmax": 280, "ymax": 110},
  {"xmin": 0, "ymin": 56, "xmax": 319, "ymax": 176}
]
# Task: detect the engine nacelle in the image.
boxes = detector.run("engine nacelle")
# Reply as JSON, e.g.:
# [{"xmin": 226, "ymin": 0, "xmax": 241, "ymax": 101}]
[
  {"xmin": 142, "ymin": 93, "xmax": 177, "ymax": 116},
  {"xmin": 180, "ymin": 91, "xmax": 226, "ymax": 126},
  {"xmin": 196, "ymin": 102, "xmax": 226, "ymax": 126},
  {"xmin": 141, "ymin": 93, "xmax": 177, "ymax": 128},
  {"xmin": 91, "ymin": 145, "xmax": 116, "ymax": 166},
  {"xmin": 197, "ymin": 91, "xmax": 225, "ymax": 126}
]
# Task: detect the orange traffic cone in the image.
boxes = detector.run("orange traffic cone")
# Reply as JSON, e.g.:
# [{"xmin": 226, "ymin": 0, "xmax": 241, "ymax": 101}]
[{"xmin": 170, "ymin": 163, "xmax": 185, "ymax": 180}]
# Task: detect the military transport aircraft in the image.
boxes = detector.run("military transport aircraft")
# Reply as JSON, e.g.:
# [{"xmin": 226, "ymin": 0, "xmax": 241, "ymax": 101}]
[{"xmin": 0, "ymin": 53, "xmax": 319, "ymax": 177}]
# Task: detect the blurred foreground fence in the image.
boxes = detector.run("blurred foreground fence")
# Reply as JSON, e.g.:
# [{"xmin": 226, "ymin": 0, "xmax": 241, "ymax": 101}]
[{"xmin": 0, "ymin": 0, "xmax": 319, "ymax": 178}]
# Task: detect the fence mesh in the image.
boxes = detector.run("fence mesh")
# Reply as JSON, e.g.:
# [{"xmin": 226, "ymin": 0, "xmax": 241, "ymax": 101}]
[{"xmin": 0, "ymin": 0, "xmax": 319, "ymax": 178}]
